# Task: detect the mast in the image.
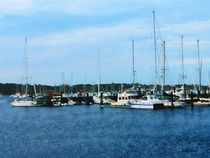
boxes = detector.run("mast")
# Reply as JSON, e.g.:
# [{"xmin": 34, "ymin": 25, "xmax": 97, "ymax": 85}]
[
  {"xmin": 132, "ymin": 40, "xmax": 135, "ymax": 87},
  {"xmin": 25, "ymin": 37, "xmax": 28, "ymax": 100},
  {"xmin": 161, "ymin": 41, "xmax": 166, "ymax": 91},
  {"xmin": 181, "ymin": 36, "xmax": 185, "ymax": 87},
  {"xmin": 197, "ymin": 40, "xmax": 201, "ymax": 91},
  {"xmin": 153, "ymin": 10, "xmax": 157, "ymax": 93},
  {"xmin": 61, "ymin": 72, "xmax": 66, "ymax": 93},
  {"xmin": 97, "ymin": 48, "xmax": 101, "ymax": 95},
  {"xmin": 70, "ymin": 71, "xmax": 74, "ymax": 94}
]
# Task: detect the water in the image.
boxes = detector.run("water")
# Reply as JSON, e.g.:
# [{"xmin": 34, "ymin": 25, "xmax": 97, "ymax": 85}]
[{"xmin": 0, "ymin": 96, "xmax": 209, "ymax": 158}]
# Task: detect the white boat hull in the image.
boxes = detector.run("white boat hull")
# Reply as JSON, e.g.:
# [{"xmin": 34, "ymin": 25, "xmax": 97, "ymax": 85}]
[
  {"xmin": 130, "ymin": 104, "xmax": 154, "ymax": 109},
  {"xmin": 111, "ymin": 101, "xmax": 129, "ymax": 106},
  {"xmin": 11, "ymin": 100, "xmax": 36, "ymax": 107},
  {"xmin": 93, "ymin": 96, "xmax": 112, "ymax": 104},
  {"xmin": 163, "ymin": 100, "xmax": 186, "ymax": 108},
  {"xmin": 129, "ymin": 96, "xmax": 164, "ymax": 109}
]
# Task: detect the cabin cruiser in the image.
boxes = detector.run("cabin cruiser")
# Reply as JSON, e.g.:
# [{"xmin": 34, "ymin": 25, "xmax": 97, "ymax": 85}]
[
  {"xmin": 110, "ymin": 91, "xmax": 137, "ymax": 106},
  {"xmin": 129, "ymin": 95, "xmax": 164, "ymax": 109}
]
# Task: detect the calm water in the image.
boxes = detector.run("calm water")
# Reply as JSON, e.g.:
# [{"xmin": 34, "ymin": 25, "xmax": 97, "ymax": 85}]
[{"xmin": 0, "ymin": 96, "xmax": 209, "ymax": 158}]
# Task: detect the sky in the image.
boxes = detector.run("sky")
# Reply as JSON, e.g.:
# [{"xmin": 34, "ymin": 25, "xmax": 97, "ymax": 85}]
[{"xmin": 0, "ymin": 0, "xmax": 209, "ymax": 86}]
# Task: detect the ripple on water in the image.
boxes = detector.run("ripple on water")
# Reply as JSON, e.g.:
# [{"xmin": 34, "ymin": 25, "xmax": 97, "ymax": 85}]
[{"xmin": 0, "ymin": 97, "xmax": 209, "ymax": 158}]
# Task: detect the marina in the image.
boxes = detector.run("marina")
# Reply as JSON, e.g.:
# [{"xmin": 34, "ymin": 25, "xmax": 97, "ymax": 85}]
[
  {"xmin": 0, "ymin": 1, "xmax": 209, "ymax": 157},
  {"xmin": 8, "ymin": 84, "xmax": 210, "ymax": 108}
]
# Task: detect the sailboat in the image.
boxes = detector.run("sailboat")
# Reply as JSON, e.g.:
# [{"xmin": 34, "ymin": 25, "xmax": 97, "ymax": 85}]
[
  {"xmin": 11, "ymin": 37, "xmax": 36, "ymax": 107},
  {"xmin": 93, "ymin": 48, "xmax": 112, "ymax": 104}
]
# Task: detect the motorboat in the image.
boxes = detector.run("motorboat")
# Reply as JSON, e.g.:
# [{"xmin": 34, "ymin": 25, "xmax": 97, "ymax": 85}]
[
  {"xmin": 129, "ymin": 95, "xmax": 164, "ymax": 109},
  {"xmin": 11, "ymin": 98, "xmax": 36, "ymax": 107},
  {"xmin": 110, "ymin": 91, "xmax": 137, "ymax": 107}
]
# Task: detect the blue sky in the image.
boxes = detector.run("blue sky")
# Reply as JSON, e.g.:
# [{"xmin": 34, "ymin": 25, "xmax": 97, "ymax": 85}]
[{"xmin": 0, "ymin": 0, "xmax": 209, "ymax": 86}]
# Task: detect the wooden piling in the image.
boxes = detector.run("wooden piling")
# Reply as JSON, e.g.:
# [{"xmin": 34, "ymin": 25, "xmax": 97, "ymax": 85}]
[
  {"xmin": 171, "ymin": 91, "xmax": 174, "ymax": 109},
  {"xmin": 204, "ymin": 86, "xmax": 206, "ymax": 96},
  {"xmin": 184, "ymin": 84, "xmax": 186, "ymax": 101},
  {"xmin": 197, "ymin": 89, "xmax": 200, "ymax": 100},
  {"xmin": 173, "ymin": 86, "xmax": 176, "ymax": 93},
  {"xmin": 190, "ymin": 91, "xmax": 194, "ymax": 108},
  {"xmin": 86, "ymin": 93, "xmax": 90, "ymax": 105},
  {"xmin": 100, "ymin": 92, "xmax": 103, "ymax": 105}
]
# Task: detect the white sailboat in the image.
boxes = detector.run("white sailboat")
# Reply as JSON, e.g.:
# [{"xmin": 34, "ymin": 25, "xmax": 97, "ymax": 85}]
[
  {"xmin": 11, "ymin": 37, "xmax": 36, "ymax": 107},
  {"xmin": 93, "ymin": 48, "xmax": 112, "ymax": 104}
]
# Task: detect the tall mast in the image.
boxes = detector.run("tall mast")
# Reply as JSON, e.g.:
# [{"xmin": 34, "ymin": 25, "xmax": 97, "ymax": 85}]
[
  {"xmin": 61, "ymin": 72, "xmax": 66, "ymax": 93},
  {"xmin": 197, "ymin": 40, "xmax": 201, "ymax": 91},
  {"xmin": 153, "ymin": 10, "xmax": 157, "ymax": 93},
  {"xmin": 70, "ymin": 71, "xmax": 74, "ymax": 93},
  {"xmin": 161, "ymin": 41, "xmax": 166, "ymax": 91},
  {"xmin": 97, "ymin": 48, "xmax": 101, "ymax": 95},
  {"xmin": 181, "ymin": 36, "xmax": 185, "ymax": 87},
  {"xmin": 25, "ymin": 37, "xmax": 28, "ymax": 100},
  {"xmin": 132, "ymin": 40, "xmax": 135, "ymax": 87}
]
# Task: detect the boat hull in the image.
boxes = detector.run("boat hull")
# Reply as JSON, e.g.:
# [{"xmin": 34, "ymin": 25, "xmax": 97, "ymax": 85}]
[
  {"xmin": 11, "ymin": 100, "xmax": 36, "ymax": 107},
  {"xmin": 130, "ymin": 104, "xmax": 153, "ymax": 109},
  {"xmin": 100, "ymin": 104, "xmax": 131, "ymax": 108}
]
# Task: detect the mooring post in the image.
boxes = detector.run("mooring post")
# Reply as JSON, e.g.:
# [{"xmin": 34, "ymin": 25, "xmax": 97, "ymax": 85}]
[
  {"xmin": 184, "ymin": 84, "xmax": 186, "ymax": 101},
  {"xmin": 197, "ymin": 89, "xmax": 200, "ymax": 100},
  {"xmin": 204, "ymin": 86, "xmax": 206, "ymax": 96},
  {"xmin": 173, "ymin": 86, "xmax": 176, "ymax": 93},
  {"xmin": 100, "ymin": 92, "xmax": 103, "ymax": 105},
  {"xmin": 171, "ymin": 91, "xmax": 174, "ymax": 109},
  {"xmin": 86, "ymin": 93, "xmax": 90, "ymax": 105},
  {"xmin": 190, "ymin": 91, "xmax": 194, "ymax": 108},
  {"xmin": 138, "ymin": 86, "xmax": 141, "ymax": 98}
]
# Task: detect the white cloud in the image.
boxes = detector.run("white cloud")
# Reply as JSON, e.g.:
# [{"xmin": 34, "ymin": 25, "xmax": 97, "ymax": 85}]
[
  {"xmin": 0, "ymin": 0, "xmax": 186, "ymax": 16},
  {"xmin": 0, "ymin": 0, "xmax": 35, "ymax": 16},
  {"xmin": 162, "ymin": 20, "xmax": 210, "ymax": 36},
  {"xmin": 30, "ymin": 19, "xmax": 150, "ymax": 46}
]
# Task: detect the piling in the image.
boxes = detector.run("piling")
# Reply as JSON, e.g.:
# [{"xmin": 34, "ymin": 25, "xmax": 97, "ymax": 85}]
[
  {"xmin": 115, "ymin": 93, "xmax": 118, "ymax": 101},
  {"xmin": 184, "ymin": 84, "xmax": 186, "ymax": 101},
  {"xmin": 171, "ymin": 91, "xmax": 174, "ymax": 109},
  {"xmin": 100, "ymin": 92, "xmax": 103, "ymax": 105},
  {"xmin": 173, "ymin": 86, "xmax": 176, "ymax": 93},
  {"xmin": 86, "ymin": 93, "xmax": 90, "ymax": 105},
  {"xmin": 190, "ymin": 91, "xmax": 194, "ymax": 108},
  {"xmin": 138, "ymin": 86, "xmax": 141, "ymax": 98},
  {"xmin": 197, "ymin": 89, "xmax": 200, "ymax": 100},
  {"xmin": 204, "ymin": 86, "xmax": 207, "ymax": 96}
]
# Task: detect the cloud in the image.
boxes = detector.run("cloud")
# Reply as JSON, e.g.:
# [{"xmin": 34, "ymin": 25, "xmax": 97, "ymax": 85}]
[
  {"xmin": 0, "ymin": 0, "xmax": 189, "ymax": 16},
  {"xmin": 30, "ymin": 19, "xmax": 150, "ymax": 47},
  {"xmin": 0, "ymin": 0, "xmax": 35, "ymax": 16},
  {"xmin": 0, "ymin": 1, "xmax": 210, "ymax": 85}
]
